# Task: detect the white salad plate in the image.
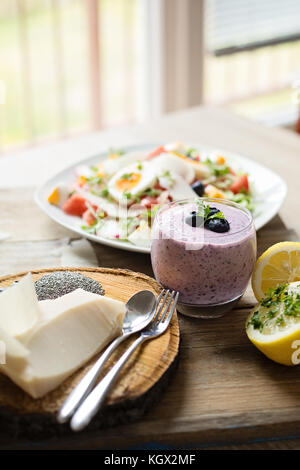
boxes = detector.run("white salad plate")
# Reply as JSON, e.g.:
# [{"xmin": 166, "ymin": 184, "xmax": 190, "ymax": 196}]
[{"xmin": 35, "ymin": 143, "xmax": 287, "ymax": 254}]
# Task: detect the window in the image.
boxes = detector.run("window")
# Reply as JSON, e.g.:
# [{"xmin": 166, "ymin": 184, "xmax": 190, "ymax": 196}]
[
  {"xmin": 1, "ymin": 0, "xmax": 299, "ymax": 153},
  {"xmin": 0, "ymin": 0, "xmax": 144, "ymax": 151},
  {"xmin": 204, "ymin": 0, "xmax": 300, "ymax": 126}
]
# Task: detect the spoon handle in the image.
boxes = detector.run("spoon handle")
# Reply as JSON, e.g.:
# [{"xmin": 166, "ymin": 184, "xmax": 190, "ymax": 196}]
[
  {"xmin": 70, "ymin": 335, "xmax": 145, "ymax": 431},
  {"xmin": 57, "ymin": 333, "xmax": 127, "ymax": 423}
]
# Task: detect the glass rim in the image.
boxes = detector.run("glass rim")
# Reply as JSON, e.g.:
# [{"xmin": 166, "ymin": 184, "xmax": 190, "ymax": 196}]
[{"xmin": 154, "ymin": 197, "xmax": 254, "ymax": 237}]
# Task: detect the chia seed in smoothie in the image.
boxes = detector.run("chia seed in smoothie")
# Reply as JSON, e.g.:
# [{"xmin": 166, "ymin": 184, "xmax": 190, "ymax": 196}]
[{"xmin": 151, "ymin": 200, "xmax": 256, "ymax": 306}]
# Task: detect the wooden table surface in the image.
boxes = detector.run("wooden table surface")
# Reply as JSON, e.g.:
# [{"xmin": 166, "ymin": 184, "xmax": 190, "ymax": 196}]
[{"xmin": 1, "ymin": 105, "xmax": 300, "ymax": 450}]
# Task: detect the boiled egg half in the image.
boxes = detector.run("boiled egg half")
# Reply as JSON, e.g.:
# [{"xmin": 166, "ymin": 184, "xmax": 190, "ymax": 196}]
[
  {"xmin": 108, "ymin": 162, "xmax": 156, "ymax": 204},
  {"xmin": 149, "ymin": 153, "xmax": 195, "ymax": 184}
]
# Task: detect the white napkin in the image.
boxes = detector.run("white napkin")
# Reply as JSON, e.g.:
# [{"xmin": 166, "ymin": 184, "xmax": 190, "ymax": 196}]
[
  {"xmin": 58, "ymin": 239, "xmax": 98, "ymax": 268},
  {"xmin": 0, "ymin": 231, "xmax": 10, "ymax": 242}
]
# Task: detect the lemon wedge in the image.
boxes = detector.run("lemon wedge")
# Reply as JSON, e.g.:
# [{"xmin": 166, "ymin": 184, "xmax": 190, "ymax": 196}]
[
  {"xmin": 246, "ymin": 281, "xmax": 300, "ymax": 366},
  {"xmin": 252, "ymin": 241, "xmax": 300, "ymax": 301}
]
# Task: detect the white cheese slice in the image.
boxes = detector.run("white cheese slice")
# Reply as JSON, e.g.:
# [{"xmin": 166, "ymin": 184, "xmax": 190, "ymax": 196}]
[
  {"xmin": 0, "ymin": 278, "xmax": 125, "ymax": 398},
  {"xmin": 19, "ymin": 289, "xmax": 125, "ymax": 398},
  {"xmin": 150, "ymin": 153, "xmax": 195, "ymax": 184},
  {"xmin": 76, "ymin": 189, "xmax": 145, "ymax": 219},
  {"xmin": 55, "ymin": 183, "xmax": 70, "ymax": 209},
  {"xmin": 167, "ymin": 174, "xmax": 196, "ymax": 200},
  {"xmin": 0, "ymin": 326, "xmax": 29, "ymax": 371},
  {"xmin": 186, "ymin": 159, "xmax": 210, "ymax": 180},
  {"xmin": 0, "ymin": 273, "xmax": 40, "ymax": 338},
  {"xmin": 128, "ymin": 221, "xmax": 151, "ymax": 248},
  {"xmin": 75, "ymin": 165, "xmax": 94, "ymax": 178},
  {"xmin": 76, "ymin": 189, "xmax": 119, "ymax": 218},
  {"xmin": 97, "ymin": 219, "xmax": 121, "ymax": 240}
]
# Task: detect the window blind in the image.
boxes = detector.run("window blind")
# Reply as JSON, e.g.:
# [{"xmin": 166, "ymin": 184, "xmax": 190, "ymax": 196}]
[{"xmin": 206, "ymin": 0, "xmax": 300, "ymax": 55}]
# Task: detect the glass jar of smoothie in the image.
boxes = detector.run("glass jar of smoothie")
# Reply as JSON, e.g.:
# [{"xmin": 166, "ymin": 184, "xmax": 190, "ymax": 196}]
[{"xmin": 151, "ymin": 197, "xmax": 256, "ymax": 318}]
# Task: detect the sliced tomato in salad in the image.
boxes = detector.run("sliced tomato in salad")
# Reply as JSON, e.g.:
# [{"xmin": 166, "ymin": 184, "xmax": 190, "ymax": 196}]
[
  {"xmin": 154, "ymin": 180, "xmax": 166, "ymax": 191},
  {"xmin": 146, "ymin": 145, "xmax": 165, "ymax": 160},
  {"xmin": 62, "ymin": 193, "xmax": 87, "ymax": 216},
  {"xmin": 82, "ymin": 209, "xmax": 96, "ymax": 226},
  {"xmin": 140, "ymin": 195, "xmax": 160, "ymax": 209},
  {"xmin": 229, "ymin": 174, "xmax": 249, "ymax": 194}
]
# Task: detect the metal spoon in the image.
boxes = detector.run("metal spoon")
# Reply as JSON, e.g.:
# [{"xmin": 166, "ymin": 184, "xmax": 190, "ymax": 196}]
[{"xmin": 57, "ymin": 289, "xmax": 157, "ymax": 423}]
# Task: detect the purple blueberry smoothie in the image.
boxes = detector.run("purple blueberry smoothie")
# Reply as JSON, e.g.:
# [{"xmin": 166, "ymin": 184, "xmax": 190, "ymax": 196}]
[{"xmin": 151, "ymin": 198, "xmax": 256, "ymax": 318}]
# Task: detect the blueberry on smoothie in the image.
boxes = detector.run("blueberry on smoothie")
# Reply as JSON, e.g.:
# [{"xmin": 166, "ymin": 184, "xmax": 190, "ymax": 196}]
[
  {"xmin": 196, "ymin": 200, "xmax": 230, "ymax": 233},
  {"xmin": 208, "ymin": 207, "xmax": 220, "ymax": 216},
  {"xmin": 206, "ymin": 218, "xmax": 230, "ymax": 233}
]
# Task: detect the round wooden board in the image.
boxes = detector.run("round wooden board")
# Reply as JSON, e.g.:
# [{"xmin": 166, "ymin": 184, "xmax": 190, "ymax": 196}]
[{"xmin": 0, "ymin": 267, "xmax": 180, "ymax": 441}]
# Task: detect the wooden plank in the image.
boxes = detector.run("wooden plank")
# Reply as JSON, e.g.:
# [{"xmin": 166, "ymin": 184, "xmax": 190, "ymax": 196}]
[
  {"xmin": 0, "ymin": 238, "xmax": 69, "ymax": 276},
  {"xmin": 0, "ymin": 268, "xmax": 179, "ymax": 444},
  {"xmin": 0, "ymin": 114, "xmax": 299, "ymax": 448},
  {"xmin": 195, "ymin": 438, "xmax": 300, "ymax": 450},
  {"xmin": 256, "ymin": 227, "xmax": 299, "ymax": 257},
  {"xmin": 0, "ymin": 204, "xmax": 299, "ymax": 448},
  {"xmin": 0, "ymin": 187, "xmax": 72, "ymax": 241},
  {"xmin": 4, "ymin": 302, "xmax": 300, "ymax": 449}
]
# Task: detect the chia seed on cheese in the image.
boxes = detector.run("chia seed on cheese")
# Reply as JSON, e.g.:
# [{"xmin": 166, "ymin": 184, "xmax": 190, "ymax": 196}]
[{"xmin": 35, "ymin": 271, "xmax": 104, "ymax": 300}]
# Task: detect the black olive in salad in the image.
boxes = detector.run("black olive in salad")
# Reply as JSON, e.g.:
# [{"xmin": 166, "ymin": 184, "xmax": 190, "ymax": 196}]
[{"xmin": 191, "ymin": 180, "xmax": 205, "ymax": 197}]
